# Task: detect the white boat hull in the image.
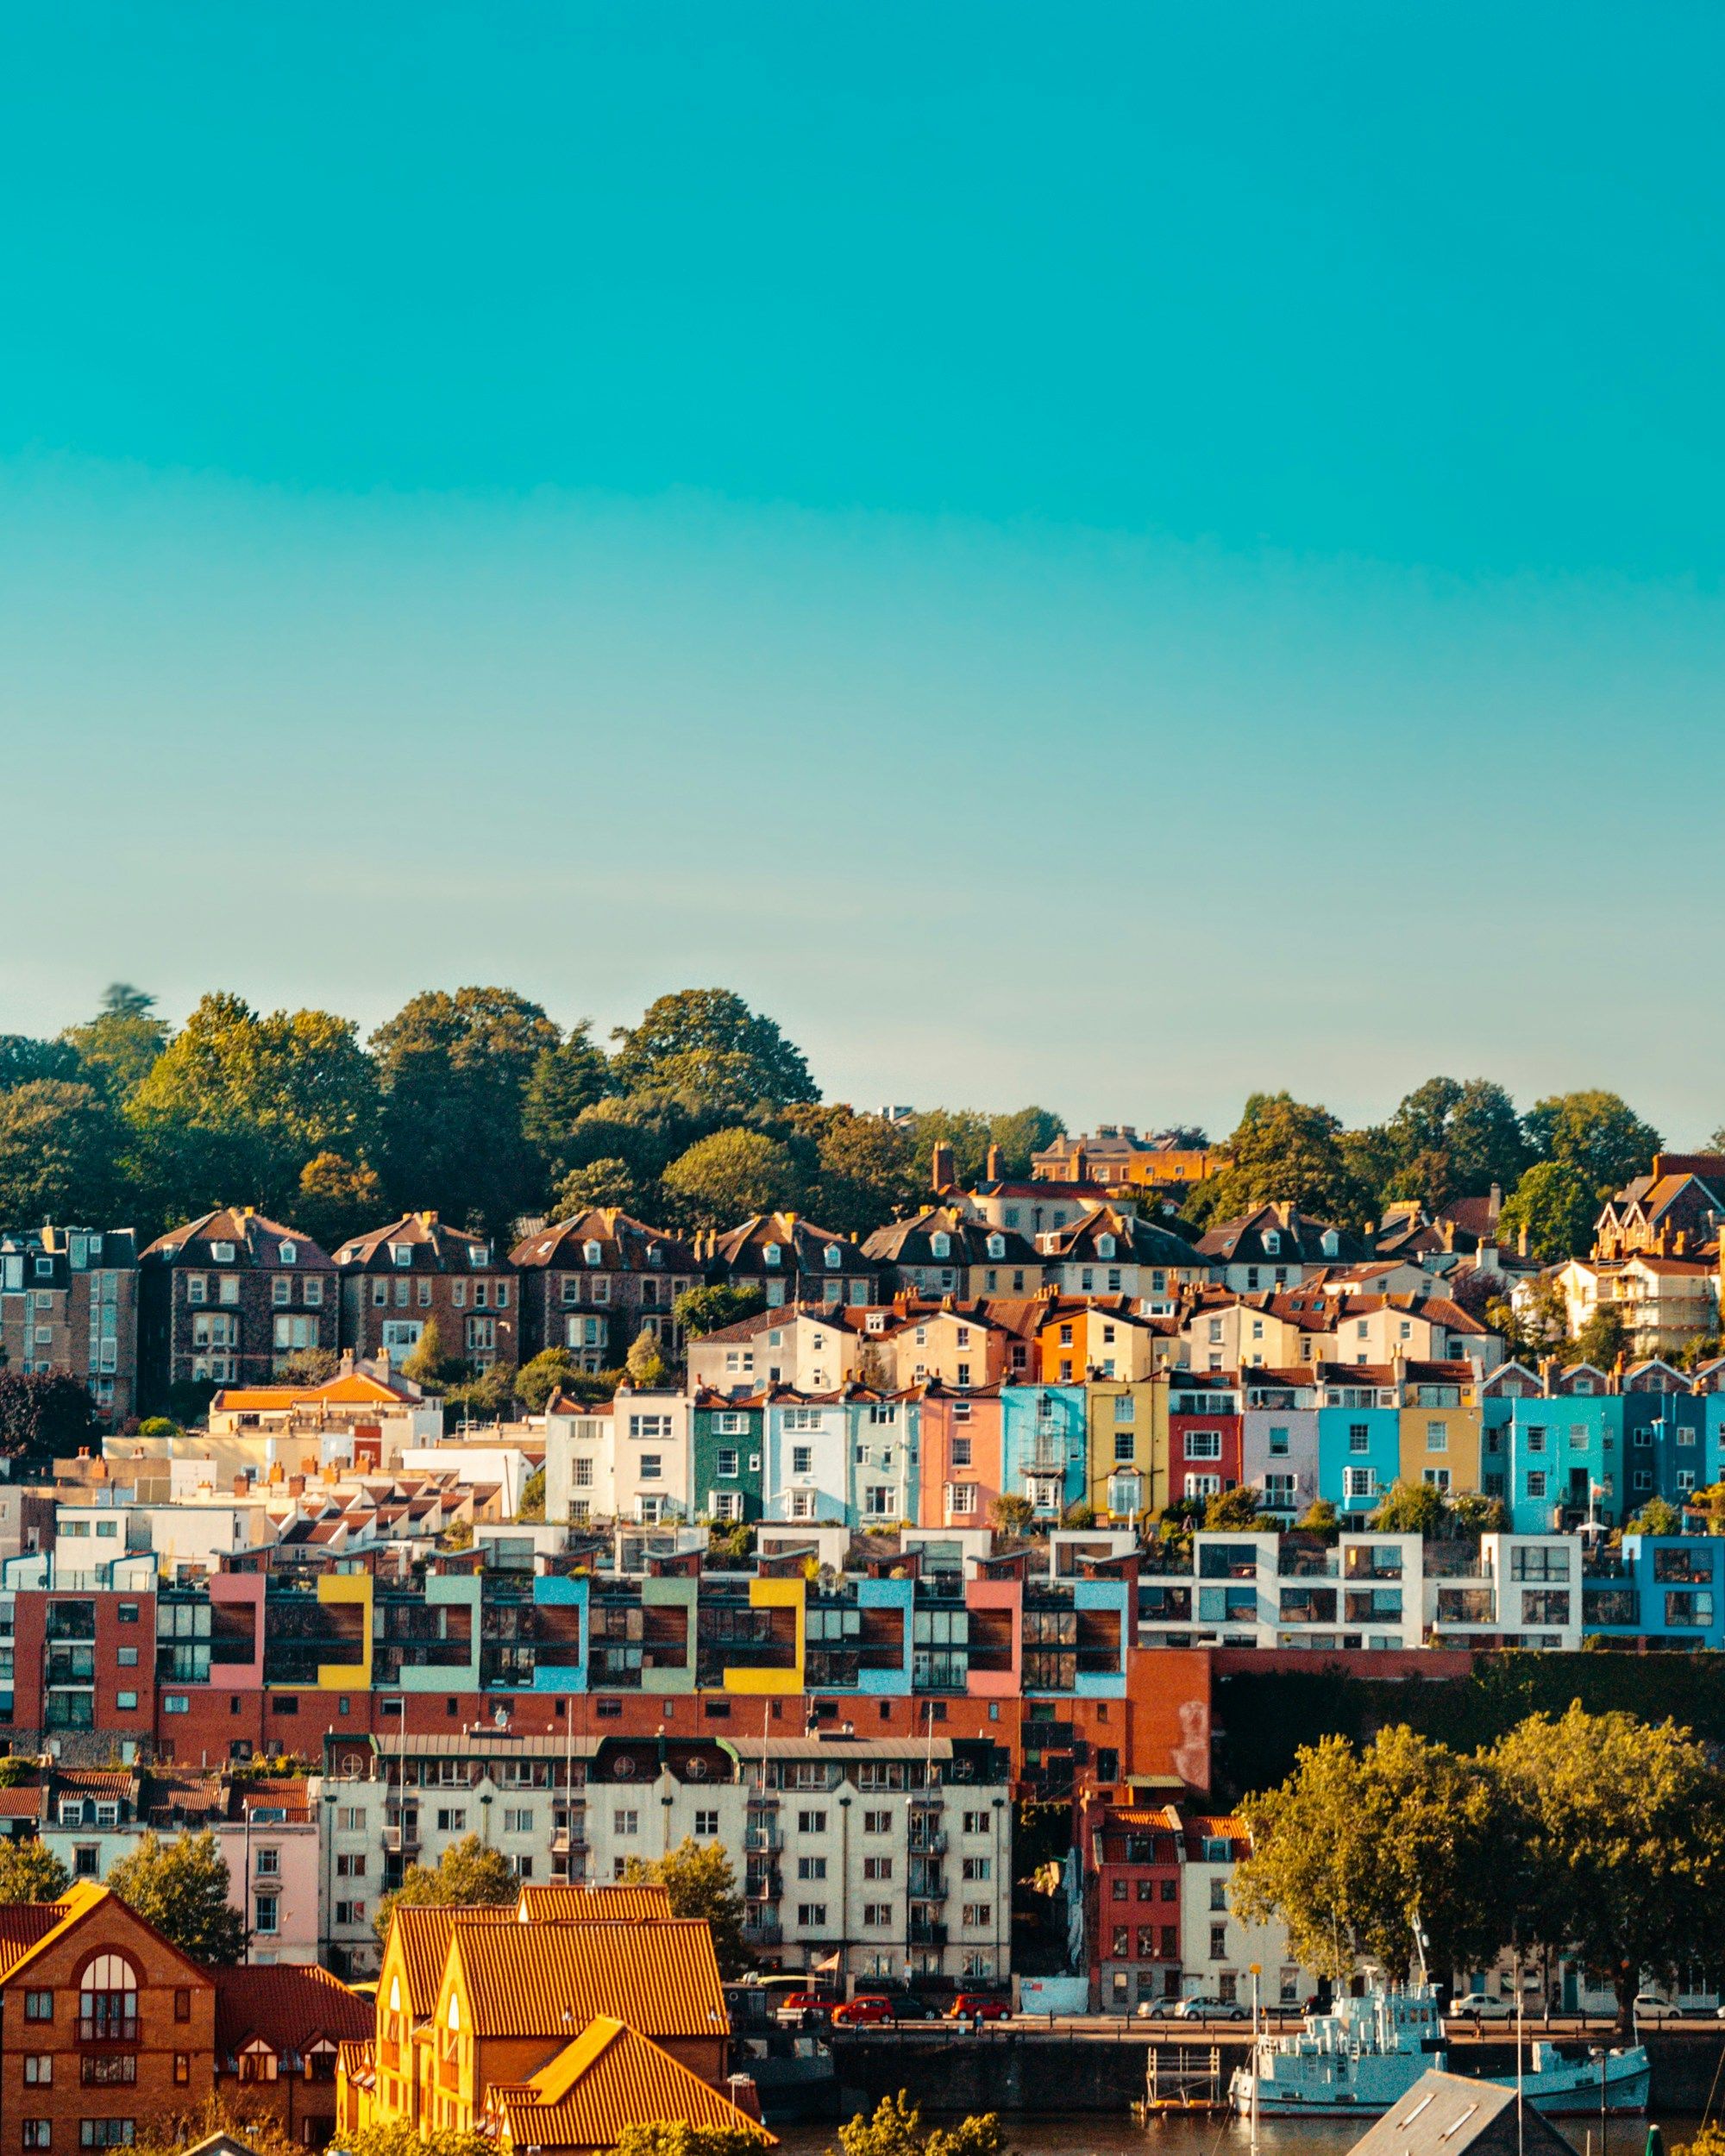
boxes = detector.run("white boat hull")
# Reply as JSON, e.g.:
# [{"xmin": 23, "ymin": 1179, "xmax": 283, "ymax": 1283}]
[{"xmin": 1233, "ymin": 2046, "xmax": 1651, "ymax": 2120}]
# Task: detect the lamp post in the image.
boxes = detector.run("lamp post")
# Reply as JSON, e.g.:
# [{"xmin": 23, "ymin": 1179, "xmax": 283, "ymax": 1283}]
[{"xmin": 321, "ymin": 1785, "xmax": 337, "ymax": 1973}]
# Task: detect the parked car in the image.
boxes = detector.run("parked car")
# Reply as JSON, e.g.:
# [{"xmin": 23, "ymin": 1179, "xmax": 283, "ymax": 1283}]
[
  {"xmin": 948, "ymin": 1995, "xmax": 1012, "ymax": 2022},
  {"xmin": 1136, "ymin": 1997, "xmax": 1188, "ymax": 2021},
  {"xmin": 775, "ymin": 1992, "xmax": 838, "ymax": 2025},
  {"xmin": 1451, "ymin": 1994, "xmax": 1516, "ymax": 2022},
  {"xmin": 1175, "ymin": 1996, "xmax": 1249, "ymax": 2021},
  {"xmin": 891, "ymin": 1996, "xmax": 945, "ymax": 2022},
  {"xmin": 831, "ymin": 1996, "xmax": 894, "ymax": 2028},
  {"xmin": 1633, "ymin": 1995, "xmax": 1693, "ymax": 2022}
]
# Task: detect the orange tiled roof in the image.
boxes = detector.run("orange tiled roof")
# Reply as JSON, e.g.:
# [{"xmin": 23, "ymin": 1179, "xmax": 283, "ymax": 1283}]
[
  {"xmin": 515, "ymin": 1882, "xmax": 674, "ymax": 1923},
  {"xmin": 489, "ymin": 2017, "xmax": 774, "ymax": 2154},
  {"xmin": 213, "ymin": 1963, "xmax": 373, "ymax": 2057},
  {"xmin": 449, "ymin": 1918, "xmax": 727, "ymax": 2040},
  {"xmin": 389, "ymin": 1903, "xmax": 518, "ymax": 2018}
]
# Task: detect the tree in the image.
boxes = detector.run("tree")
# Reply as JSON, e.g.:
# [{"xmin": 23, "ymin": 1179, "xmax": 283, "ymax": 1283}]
[
  {"xmin": 129, "ymin": 993, "xmax": 379, "ymax": 1225},
  {"xmin": 1199, "ymin": 1093, "xmax": 1373, "ymax": 1227},
  {"xmin": 0, "ymin": 1371, "xmax": 101, "ymax": 1458},
  {"xmin": 625, "ymin": 1326, "xmax": 668, "ymax": 1388},
  {"xmin": 370, "ymin": 987, "xmax": 561, "ymax": 1238},
  {"xmin": 1234, "ymin": 1728, "xmax": 1512, "ymax": 1984},
  {"xmin": 662, "ymin": 1129, "xmax": 803, "ymax": 1225},
  {"xmin": 1295, "ymin": 1498, "xmax": 1339, "ymax": 1539},
  {"xmin": 0, "ymin": 1839, "xmax": 69, "ymax": 1902},
  {"xmin": 906, "ymin": 1110, "xmax": 993, "ymax": 1191},
  {"xmin": 1369, "ymin": 1480, "xmax": 1449, "ymax": 1539},
  {"xmin": 835, "ymin": 2092, "xmax": 1007, "ymax": 2156},
  {"xmin": 1379, "ymin": 1078, "xmax": 1529, "ymax": 1207},
  {"xmin": 611, "ymin": 989, "xmax": 818, "ymax": 1109},
  {"xmin": 615, "ymin": 2128, "xmax": 768, "ymax": 2156},
  {"xmin": 60, "ymin": 986, "xmax": 170, "ymax": 1104},
  {"xmin": 1204, "ymin": 1485, "xmax": 1261, "ymax": 1531},
  {"xmin": 106, "ymin": 1829, "xmax": 246, "ymax": 1963},
  {"xmin": 276, "ymin": 1348, "xmax": 339, "ymax": 1386},
  {"xmin": 1568, "ymin": 1306, "xmax": 1628, "ymax": 1372},
  {"xmin": 1626, "ymin": 1496, "xmax": 1684, "ymax": 1538},
  {"xmin": 552, "ymin": 1156, "xmax": 653, "ymax": 1219},
  {"xmin": 1497, "ymin": 1161, "xmax": 1596, "ymax": 1263},
  {"xmin": 1446, "ymin": 1489, "xmax": 1508, "ymax": 1538},
  {"xmin": 341, "ymin": 2124, "xmax": 497, "ymax": 2156},
  {"xmin": 622, "ymin": 1835, "xmax": 750, "ymax": 1976},
  {"xmin": 373, "ymin": 1831, "xmax": 518, "ymax": 1945},
  {"xmin": 442, "ymin": 1365, "xmax": 518, "ymax": 1429},
  {"xmin": 0, "ymin": 1036, "xmax": 85, "ymax": 1090},
  {"xmin": 518, "ymin": 1467, "xmax": 546, "ymax": 1522},
  {"xmin": 1489, "ymin": 1276, "xmax": 1568, "ymax": 1362},
  {"xmin": 522, "ymin": 1024, "xmax": 614, "ymax": 1181},
  {"xmin": 0, "ymin": 1080, "xmax": 121, "ymax": 1224},
  {"xmin": 811, "ymin": 1112, "xmax": 919, "ymax": 1235},
  {"xmin": 1491, "ymin": 1704, "xmax": 1725, "ymax": 2037},
  {"xmin": 293, "ymin": 1151, "xmax": 384, "ymax": 1251},
  {"xmin": 988, "ymin": 1494, "xmax": 1037, "ymax": 1537},
  {"xmin": 1524, "ymin": 1090, "xmax": 1660, "ymax": 1198},
  {"xmin": 400, "ymin": 1317, "xmax": 460, "ymax": 1390},
  {"xmin": 674, "ymin": 1284, "xmax": 767, "ymax": 1338},
  {"xmin": 986, "ymin": 1106, "xmax": 1065, "ymax": 1176},
  {"xmin": 517, "ymin": 1348, "xmax": 580, "ymax": 1412}
]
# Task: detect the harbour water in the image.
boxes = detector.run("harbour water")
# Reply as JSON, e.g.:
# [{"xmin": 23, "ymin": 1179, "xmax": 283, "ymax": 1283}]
[{"xmin": 775, "ymin": 2112, "xmax": 1704, "ymax": 2156}]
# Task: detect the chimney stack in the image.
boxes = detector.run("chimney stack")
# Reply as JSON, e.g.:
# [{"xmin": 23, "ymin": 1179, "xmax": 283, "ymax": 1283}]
[
  {"xmin": 984, "ymin": 1144, "xmax": 1003, "ymax": 1181},
  {"xmin": 931, "ymin": 1142, "xmax": 955, "ymax": 1192}
]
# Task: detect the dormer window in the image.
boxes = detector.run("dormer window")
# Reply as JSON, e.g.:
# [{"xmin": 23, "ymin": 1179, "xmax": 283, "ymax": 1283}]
[
  {"xmin": 648, "ymin": 1244, "xmax": 665, "ymax": 1267},
  {"xmin": 279, "ymin": 1242, "xmax": 298, "ymax": 1265},
  {"xmin": 1263, "ymin": 1231, "xmax": 1281, "ymax": 1256},
  {"xmin": 824, "ymin": 1244, "xmax": 842, "ymax": 1269},
  {"xmin": 391, "ymin": 1243, "xmax": 412, "ymax": 1269},
  {"xmin": 468, "ymin": 1244, "xmax": 490, "ymax": 1267},
  {"xmin": 987, "ymin": 1234, "xmax": 1005, "ymax": 1260},
  {"xmin": 1097, "ymin": 1234, "xmax": 1116, "ymax": 1260},
  {"xmin": 210, "ymin": 1242, "xmax": 235, "ymax": 1264},
  {"xmin": 1320, "ymin": 1230, "xmax": 1340, "ymax": 1257},
  {"xmin": 583, "ymin": 1241, "xmax": 603, "ymax": 1266},
  {"xmin": 763, "ymin": 1244, "xmax": 782, "ymax": 1268},
  {"xmin": 930, "ymin": 1234, "xmax": 951, "ymax": 1260}
]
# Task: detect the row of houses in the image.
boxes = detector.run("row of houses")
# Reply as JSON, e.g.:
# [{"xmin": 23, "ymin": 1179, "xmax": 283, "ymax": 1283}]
[{"xmin": 543, "ymin": 1349, "xmax": 1725, "ymax": 1539}]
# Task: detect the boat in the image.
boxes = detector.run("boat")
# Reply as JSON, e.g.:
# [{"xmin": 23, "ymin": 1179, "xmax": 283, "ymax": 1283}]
[{"xmin": 1227, "ymin": 1984, "xmax": 1651, "ymax": 2119}]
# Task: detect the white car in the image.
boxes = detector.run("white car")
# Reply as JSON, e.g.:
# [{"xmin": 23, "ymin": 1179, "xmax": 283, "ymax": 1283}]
[
  {"xmin": 1450, "ymin": 1994, "xmax": 1516, "ymax": 2022},
  {"xmin": 1633, "ymin": 1994, "xmax": 1691, "ymax": 2022}
]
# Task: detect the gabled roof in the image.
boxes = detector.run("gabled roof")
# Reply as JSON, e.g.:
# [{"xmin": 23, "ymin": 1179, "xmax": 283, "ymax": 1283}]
[
  {"xmin": 709, "ymin": 1213, "xmax": 871, "ymax": 1270},
  {"xmin": 514, "ymin": 1882, "xmax": 674, "ymax": 1923},
  {"xmin": 141, "ymin": 1208, "xmax": 333, "ymax": 1269},
  {"xmin": 0, "ymin": 1882, "xmax": 211, "ymax": 1989},
  {"xmin": 511, "ymin": 1209, "xmax": 697, "ymax": 1274},
  {"xmin": 212, "ymin": 1963, "xmax": 372, "ymax": 2059},
  {"xmin": 1195, "ymin": 1205, "xmax": 1370, "ymax": 1266},
  {"xmin": 488, "ymin": 2016, "xmax": 775, "ymax": 2154},
  {"xmin": 334, "ymin": 1213, "xmax": 507, "ymax": 1272},
  {"xmin": 386, "ymin": 1903, "xmax": 518, "ymax": 2019},
  {"xmin": 447, "ymin": 1916, "xmax": 727, "ymax": 2039}
]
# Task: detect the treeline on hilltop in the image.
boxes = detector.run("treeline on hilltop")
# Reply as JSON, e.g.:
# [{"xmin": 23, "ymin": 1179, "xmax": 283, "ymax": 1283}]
[
  {"xmin": 0, "ymin": 984, "xmax": 1687, "ymax": 1263},
  {"xmin": 0, "ymin": 982, "xmax": 1065, "ymax": 1248}
]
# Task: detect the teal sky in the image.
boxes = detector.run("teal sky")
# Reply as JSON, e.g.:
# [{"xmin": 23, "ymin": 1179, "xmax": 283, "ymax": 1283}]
[{"xmin": 4, "ymin": 5, "xmax": 1724, "ymax": 1140}]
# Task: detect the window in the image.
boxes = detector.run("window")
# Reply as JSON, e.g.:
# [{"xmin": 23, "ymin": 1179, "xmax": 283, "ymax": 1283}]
[
  {"xmin": 629, "ymin": 1413, "xmax": 672, "ymax": 1440},
  {"xmin": 173, "ymin": 1990, "xmax": 190, "ymax": 2023},
  {"xmin": 1185, "ymin": 1430, "xmax": 1221, "ymax": 1460},
  {"xmin": 172, "ymin": 2057, "xmax": 189, "ymax": 2087},
  {"xmin": 693, "ymin": 1808, "xmax": 719, "ymax": 1836},
  {"xmin": 1345, "ymin": 1468, "xmax": 1376, "ymax": 1501},
  {"xmin": 791, "ymin": 1445, "xmax": 813, "ymax": 1476},
  {"xmin": 23, "ymin": 2058, "xmax": 50, "ymax": 2086},
  {"xmin": 862, "ymin": 1902, "xmax": 892, "ymax": 1927},
  {"xmin": 962, "ymin": 1856, "xmax": 991, "ymax": 1880},
  {"xmin": 613, "ymin": 1810, "xmax": 639, "ymax": 1836},
  {"xmin": 716, "ymin": 1449, "xmax": 739, "ymax": 1478},
  {"xmin": 254, "ymin": 1894, "xmax": 279, "ymax": 1935},
  {"xmin": 797, "ymin": 1904, "xmax": 828, "ymax": 1927},
  {"xmin": 78, "ymin": 1955, "xmax": 138, "ymax": 2043},
  {"xmin": 863, "ymin": 1808, "xmax": 892, "ymax": 1833},
  {"xmin": 1210, "ymin": 1923, "xmax": 1227, "ymax": 1959},
  {"xmin": 798, "ymin": 1856, "xmax": 828, "ymax": 1881},
  {"xmin": 503, "ymin": 1808, "xmax": 534, "ymax": 1834},
  {"xmin": 1348, "ymin": 1422, "xmax": 1370, "ymax": 1452},
  {"xmin": 22, "ymin": 2124, "xmax": 49, "ymax": 2149},
  {"xmin": 797, "ymin": 1808, "xmax": 827, "ymax": 1833},
  {"xmin": 80, "ymin": 2123, "xmax": 135, "ymax": 2147},
  {"xmin": 435, "ymin": 1808, "xmax": 467, "ymax": 1833}
]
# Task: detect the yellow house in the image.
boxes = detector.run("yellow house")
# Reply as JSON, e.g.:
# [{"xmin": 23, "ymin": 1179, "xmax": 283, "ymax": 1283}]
[
  {"xmin": 1396, "ymin": 1371, "xmax": 1483, "ymax": 1495},
  {"xmin": 1084, "ymin": 1376, "xmax": 1168, "ymax": 1520},
  {"xmin": 1039, "ymin": 1301, "xmax": 1167, "ymax": 1384}
]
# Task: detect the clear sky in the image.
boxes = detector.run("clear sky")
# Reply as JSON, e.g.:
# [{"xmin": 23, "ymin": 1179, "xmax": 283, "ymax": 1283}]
[{"xmin": 4, "ymin": 4, "xmax": 1723, "ymax": 1141}]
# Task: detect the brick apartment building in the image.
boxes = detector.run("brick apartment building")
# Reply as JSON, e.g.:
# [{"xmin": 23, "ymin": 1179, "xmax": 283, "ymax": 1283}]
[
  {"xmin": 0, "ymin": 1228, "xmax": 140, "ymax": 1424},
  {"xmin": 511, "ymin": 1209, "xmax": 699, "ymax": 1370},
  {"xmin": 332, "ymin": 1213, "xmax": 518, "ymax": 1373},
  {"xmin": 0, "ymin": 1881, "xmax": 217, "ymax": 2149},
  {"xmin": 138, "ymin": 1210, "xmax": 337, "ymax": 1408}
]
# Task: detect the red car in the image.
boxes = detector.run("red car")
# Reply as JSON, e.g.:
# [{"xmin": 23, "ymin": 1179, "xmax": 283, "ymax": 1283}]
[
  {"xmin": 774, "ymin": 1992, "xmax": 838, "ymax": 2025},
  {"xmin": 948, "ymin": 1995, "xmax": 1011, "ymax": 2022},
  {"xmin": 832, "ymin": 1996, "xmax": 894, "ymax": 2027}
]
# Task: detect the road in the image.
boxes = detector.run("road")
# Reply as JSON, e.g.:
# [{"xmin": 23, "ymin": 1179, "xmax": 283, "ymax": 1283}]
[{"xmin": 830, "ymin": 2011, "xmax": 1677, "ymax": 2039}]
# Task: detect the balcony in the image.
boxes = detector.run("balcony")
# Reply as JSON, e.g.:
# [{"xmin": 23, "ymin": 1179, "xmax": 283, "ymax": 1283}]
[
  {"xmin": 908, "ymin": 1830, "xmax": 947, "ymax": 1856},
  {"xmin": 909, "ymin": 1918, "xmax": 948, "ymax": 1946},
  {"xmin": 744, "ymin": 1914, "xmax": 783, "ymax": 1946},
  {"xmin": 78, "ymin": 2015, "xmax": 138, "ymax": 2046},
  {"xmin": 743, "ymin": 1824, "xmax": 783, "ymax": 1852}
]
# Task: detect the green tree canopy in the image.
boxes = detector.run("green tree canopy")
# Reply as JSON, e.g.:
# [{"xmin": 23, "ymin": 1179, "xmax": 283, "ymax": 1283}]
[
  {"xmin": 0, "ymin": 1371, "xmax": 101, "ymax": 1460},
  {"xmin": 1234, "ymin": 1727, "xmax": 1515, "ymax": 1984},
  {"xmin": 612, "ymin": 989, "xmax": 818, "ymax": 1109},
  {"xmin": 1498, "ymin": 1160, "xmax": 1597, "ymax": 1262},
  {"xmin": 1491, "ymin": 1703, "xmax": 1725, "ymax": 2035},
  {"xmin": 106, "ymin": 1829, "xmax": 246, "ymax": 1963},
  {"xmin": 293, "ymin": 1150, "xmax": 384, "ymax": 1251},
  {"xmin": 129, "ymin": 993, "xmax": 379, "ymax": 1225},
  {"xmin": 1200, "ymin": 1092, "xmax": 1373, "ymax": 1227},
  {"xmin": 517, "ymin": 1466, "xmax": 547, "ymax": 1521},
  {"xmin": 0, "ymin": 1839, "xmax": 70, "ymax": 1902},
  {"xmin": 835, "ymin": 2091, "xmax": 1007, "ymax": 2156},
  {"xmin": 615, "ymin": 2128, "xmax": 770, "ymax": 2156},
  {"xmin": 662, "ymin": 1129, "xmax": 804, "ymax": 1225},
  {"xmin": 1369, "ymin": 1480, "xmax": 1451, "ymax": 1538},
  {"xmin": 60, "ymin": 986, "xmax": 170, "ymax": 1104},
  {"xmin": 370, "ymin": 987, "xmax": 561, "ymax": 1237},
  {"xmin": 1380, "ymin": 1077, "xmax": 1529, "ymax": 1208},
  {"xmin": 1204, "ymin": 1485, "xmax": 1262, "ymax": 1531},
  {"xmin": 373, "ymin": 1832, "xmax": 518, "ymax": 1945},
  {"xmin": 625, "ymin": 1325, "xmax": 669, "ymax": 1388},
  {"xmin": 0, "ymin": 1080, "xmax": 122, "ymax": 1224},
  {"xmin": 1524, "ymin": 1090, "xmax": 1660, "ymax": 1198},
  {"xmin": 811, "ymin": 1112, "xmax": 919, "ymax": 1234},
  {"xmin": 621, "ymin": 1835, "xmax": 750, "ymax": 1976},
  {"xmin": 400, "ymin": 1316, "xmax": 461, "ymax": 1390},
  {"xmin": 516, "ymin": 1348, "xmax": 580, "ymax": 1412},
  {"xmin": 0, "ymin": 1036, "xmax": 85, "ymax": 1090},
  {"xmin": 674, "ymin": 1284, "xmax": 767, "ymax": 1338},
  {"xmin": 986, "ymin": 1106, "xmax": 1066, "ymax": 1175},
  {"xmin": 522, "ymin": 1023, "xmax": 615, "ymax": 1181},
  {"xmin": 552, "ymin": 1156, "xmax": 655, "ymax": 1219},
  {"xmin": 907, "ymin": 1109, "xmax": 993, "ymax": 1190}
]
